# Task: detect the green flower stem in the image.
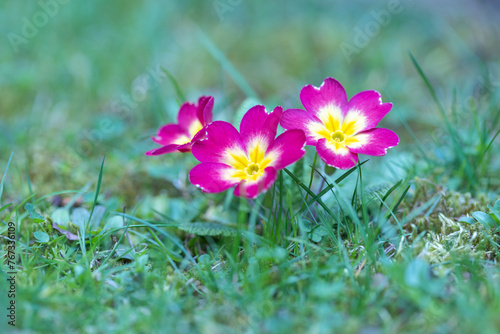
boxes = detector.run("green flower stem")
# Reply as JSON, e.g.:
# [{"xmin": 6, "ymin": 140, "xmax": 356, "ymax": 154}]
[
  {"xmin": 283, "ymin": 167, "xmax": 335, "ymax": 219},
  {"xmin": 304, "ymin": 152, "xmax": 318, "ymax": 203}
]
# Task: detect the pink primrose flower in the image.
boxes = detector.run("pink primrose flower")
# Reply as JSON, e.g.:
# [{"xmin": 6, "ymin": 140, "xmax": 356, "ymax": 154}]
[
  {"xmin": 189, "ymin": 105, "xmax": 306, "ymax": 199},
  {"xmin": 146, "ymin": 96, "xmax": 214, "ymax": 155},
  {"xmin": 280, "ymin": 77, "xmax": 399, "ymax": 169}
]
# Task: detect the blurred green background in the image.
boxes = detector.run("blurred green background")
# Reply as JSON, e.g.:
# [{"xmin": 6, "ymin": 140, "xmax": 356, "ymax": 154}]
[{"xmin": 1, "ymin": 0, "xmax": 499, "ymax": 200}]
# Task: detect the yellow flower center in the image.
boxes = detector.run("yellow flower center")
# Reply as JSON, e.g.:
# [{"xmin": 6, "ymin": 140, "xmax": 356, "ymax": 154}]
[
  {"xmin": 173, "ymin": 120, "xmax": 204, "ymax": 146},
  {"xmin": 310, "ymin": 105, "xmax": 366, "ymax": 150},
  {"xmin": 172, "ymin": 134, "xmax": 192, "ymax": 145},
  {"xmin": 188, "ymin": 120, "xmax": 204, "ymax": 139},
  {"xmin": 226, "ymin": 141, "xmax": 276, "ymax": 182},
  {"xmin": 331, "ymin": 130, "xmax": 346, "ymax": 143},
  {"xmin": 245, "ymin": 163, "xmax": 261, "ymax": 176}
]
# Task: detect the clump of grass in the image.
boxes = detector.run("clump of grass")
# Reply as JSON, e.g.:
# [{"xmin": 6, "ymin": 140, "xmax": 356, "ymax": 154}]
[{"xmin": 406, "ymin": 52, "xmax": 500, "ymax": 194}]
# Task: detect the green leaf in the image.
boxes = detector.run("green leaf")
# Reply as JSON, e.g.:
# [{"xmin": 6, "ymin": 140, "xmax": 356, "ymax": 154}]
[
  {"xmin": 494, "ymin": 199, "xmax": 500, "ymax": 212},
  {"xmin": 115, "ymin": 248, "xmax": 135, "ymax": 261},
  {"xmin": 72, "ymin": 208, "xmax": 90, "ymax": 230},
  {"xmin": 33, "ymin": 231, "xmax": 50, "ymax": 243},
  {"xmin": 309, "ymin": 232, "xmax": 322, "ymax": 243},
  {"xmin": 89, "ymin": 205, "xmax": 106, "ymax": 230},
  {"xmin": 25, "ymin": 203, "xmax": 45, "ymax": 223},
  {"xmin": 489, "ymin": 204, "xmax": 500, "ymax": 224},
  {"xmin": 99, "ymin": 216, "xmax": 124, "ymax": 234},
  {"xmin": 324, "ymin": 165, "xmax": 337, "ymax": 176},
  {"xmin": 308, "ymin": 225, "xmax": 330, "ymax": 243},
  {"xmin": 179, "ymin": 222, "xmax": 237, "ymax": 237},
  {"xmin": 51, "ymin": 208, "xmax": 70, "ymax": 226},
  {"xmin": 197, "ymin": 254, "xmax": 212, "ymax": 265},
  {"xmin": 298, "ymin": 218, "xmax": 312, "ymax": 232},
  {"xmin": 314, "ymin": 225, "xmax": 330, "ymax": 236},
  {"xmin": 458, "ymin": 216, "xmax": 476, "ymax": 225},
  {"xmin": 472, "ymin": 211, "xmax": 496, "ymax": 228}
]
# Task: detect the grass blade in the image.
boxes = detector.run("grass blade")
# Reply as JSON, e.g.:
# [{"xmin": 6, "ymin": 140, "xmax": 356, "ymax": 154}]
[
  {"xmin": 295, "ymin": 160, "xmax": 368, "ymax": 215},
  {"xmin": 87, "ymin": 156, "xmax": 106, "ymax": 229},
  {"xmin": 380, "ymin": 180, "xmax": 403, "ymax": 209},
  {"xmin": 283, "ymin": 168, "xmax": 335, "ymax": 218},
  {"xmin": 112, "ymin": 211, "xmax": 194, "ymax": 262},
  {"xmin": 408, "ymin": 51, "xmax": 473, "ymax": 180},
  {"xmin": 385, "ymin": 90, "xmax": 432, "ymax": 164},
  {"xmin": 390, "ymin": 184, "xmax": 411, "ymax": 216},
  {"xmin": 196, "ymin": 27, "xmax": 258, "ymax": 98},
  {"xmin": 471, "ymin": 128, "xmax": 500, "ymax": 181},
  {"xmin": 0, "ymin": 152, "xmax": 14, "ymax": 205},
  {"xmin": 86, "ymin": 156, "xmax": 106, "ymax": 256},
  {"xmin": 0, "ymin": 203, "xmax": 12, "ymax": 214},
  {"xmin": 147, "ymin": 227, "xmax": 183, "ymax": 262},
  {"xmin": 161, "ymin": 67, "xmax": 186, "ymax": 105},
  {"xmin": 25, "ymin": 162, "xmax": 34, "ymax": 203}
]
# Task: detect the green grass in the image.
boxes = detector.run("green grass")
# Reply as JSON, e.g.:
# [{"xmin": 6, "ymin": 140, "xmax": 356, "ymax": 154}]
[{"xmin": 1, "ymin": 1, "xmax": 500, "ymax": 333}]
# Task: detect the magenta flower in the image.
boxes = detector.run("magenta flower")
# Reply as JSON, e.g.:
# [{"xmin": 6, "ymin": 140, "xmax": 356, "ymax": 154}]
[
  {"xmin": 280, "ymin": 77, "xmax": 399, "ymax": 169},
  {"xmin": 145, "ymin": 96, "xmax": 214, "ymax": 155},
  {"xmin": 189, "ymin": 106, "xmax": 306, "ymax": 199}
]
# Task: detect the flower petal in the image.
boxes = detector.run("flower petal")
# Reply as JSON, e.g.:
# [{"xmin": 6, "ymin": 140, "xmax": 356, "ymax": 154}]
[
  {"xmin": 178, "ymin": 101, "xmax": 203, "ymax": 137},
  {"xmin": 177, "ymin": 102, "xmax": 198, "ymax": 130},
  {"xmin": 343, "ymin": 90, "xmax": 393, "ymax": 134},
  {"xmin": 191, "ymin": 126, "xmax": 207, "ymax": 144},
  {"xmin": 346, "ymin": 128, "xmax": 399, "ymax": 156},
  {"xmin": 191, "ymin": 121, "xmax": 247, "ymax": 165},
  {"xmin": 233, "ymin": 167, "xmax": 277, "ymax": 199},
  {"xmin": 240, "ymin": 105, "xmax": 282, "ymax": 150},
  {"xmin": 196, "ymin": 96, "xmax": 214, "ymax": 125},
  {"xmin": 176, "ymin": 142, "xmax": 192, "ymax": 152},
  {"xmin": 316, "ymin": 138, "xmax": 358, "ymax": 169},
  {"xmin": 145, "ymin": 144, "xmax": 184, "ymax": 156},
  {"xmin": 189, "ymin": 162, "xmax": 240, "ymax": 193},
  {"xmin": 280, "ymin": 109, "xmax": 328, "ymax": 145},
  {"xmin": 266, "ymin": 129, "xmax": 306, "ymax": 170},
  {"xmin": 300, "ymin": 77, "xmax": 348, "ymax": 125},
  {"xmin": 152, "ymin": 124, "xmax": 190, "ymax": 146}
]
